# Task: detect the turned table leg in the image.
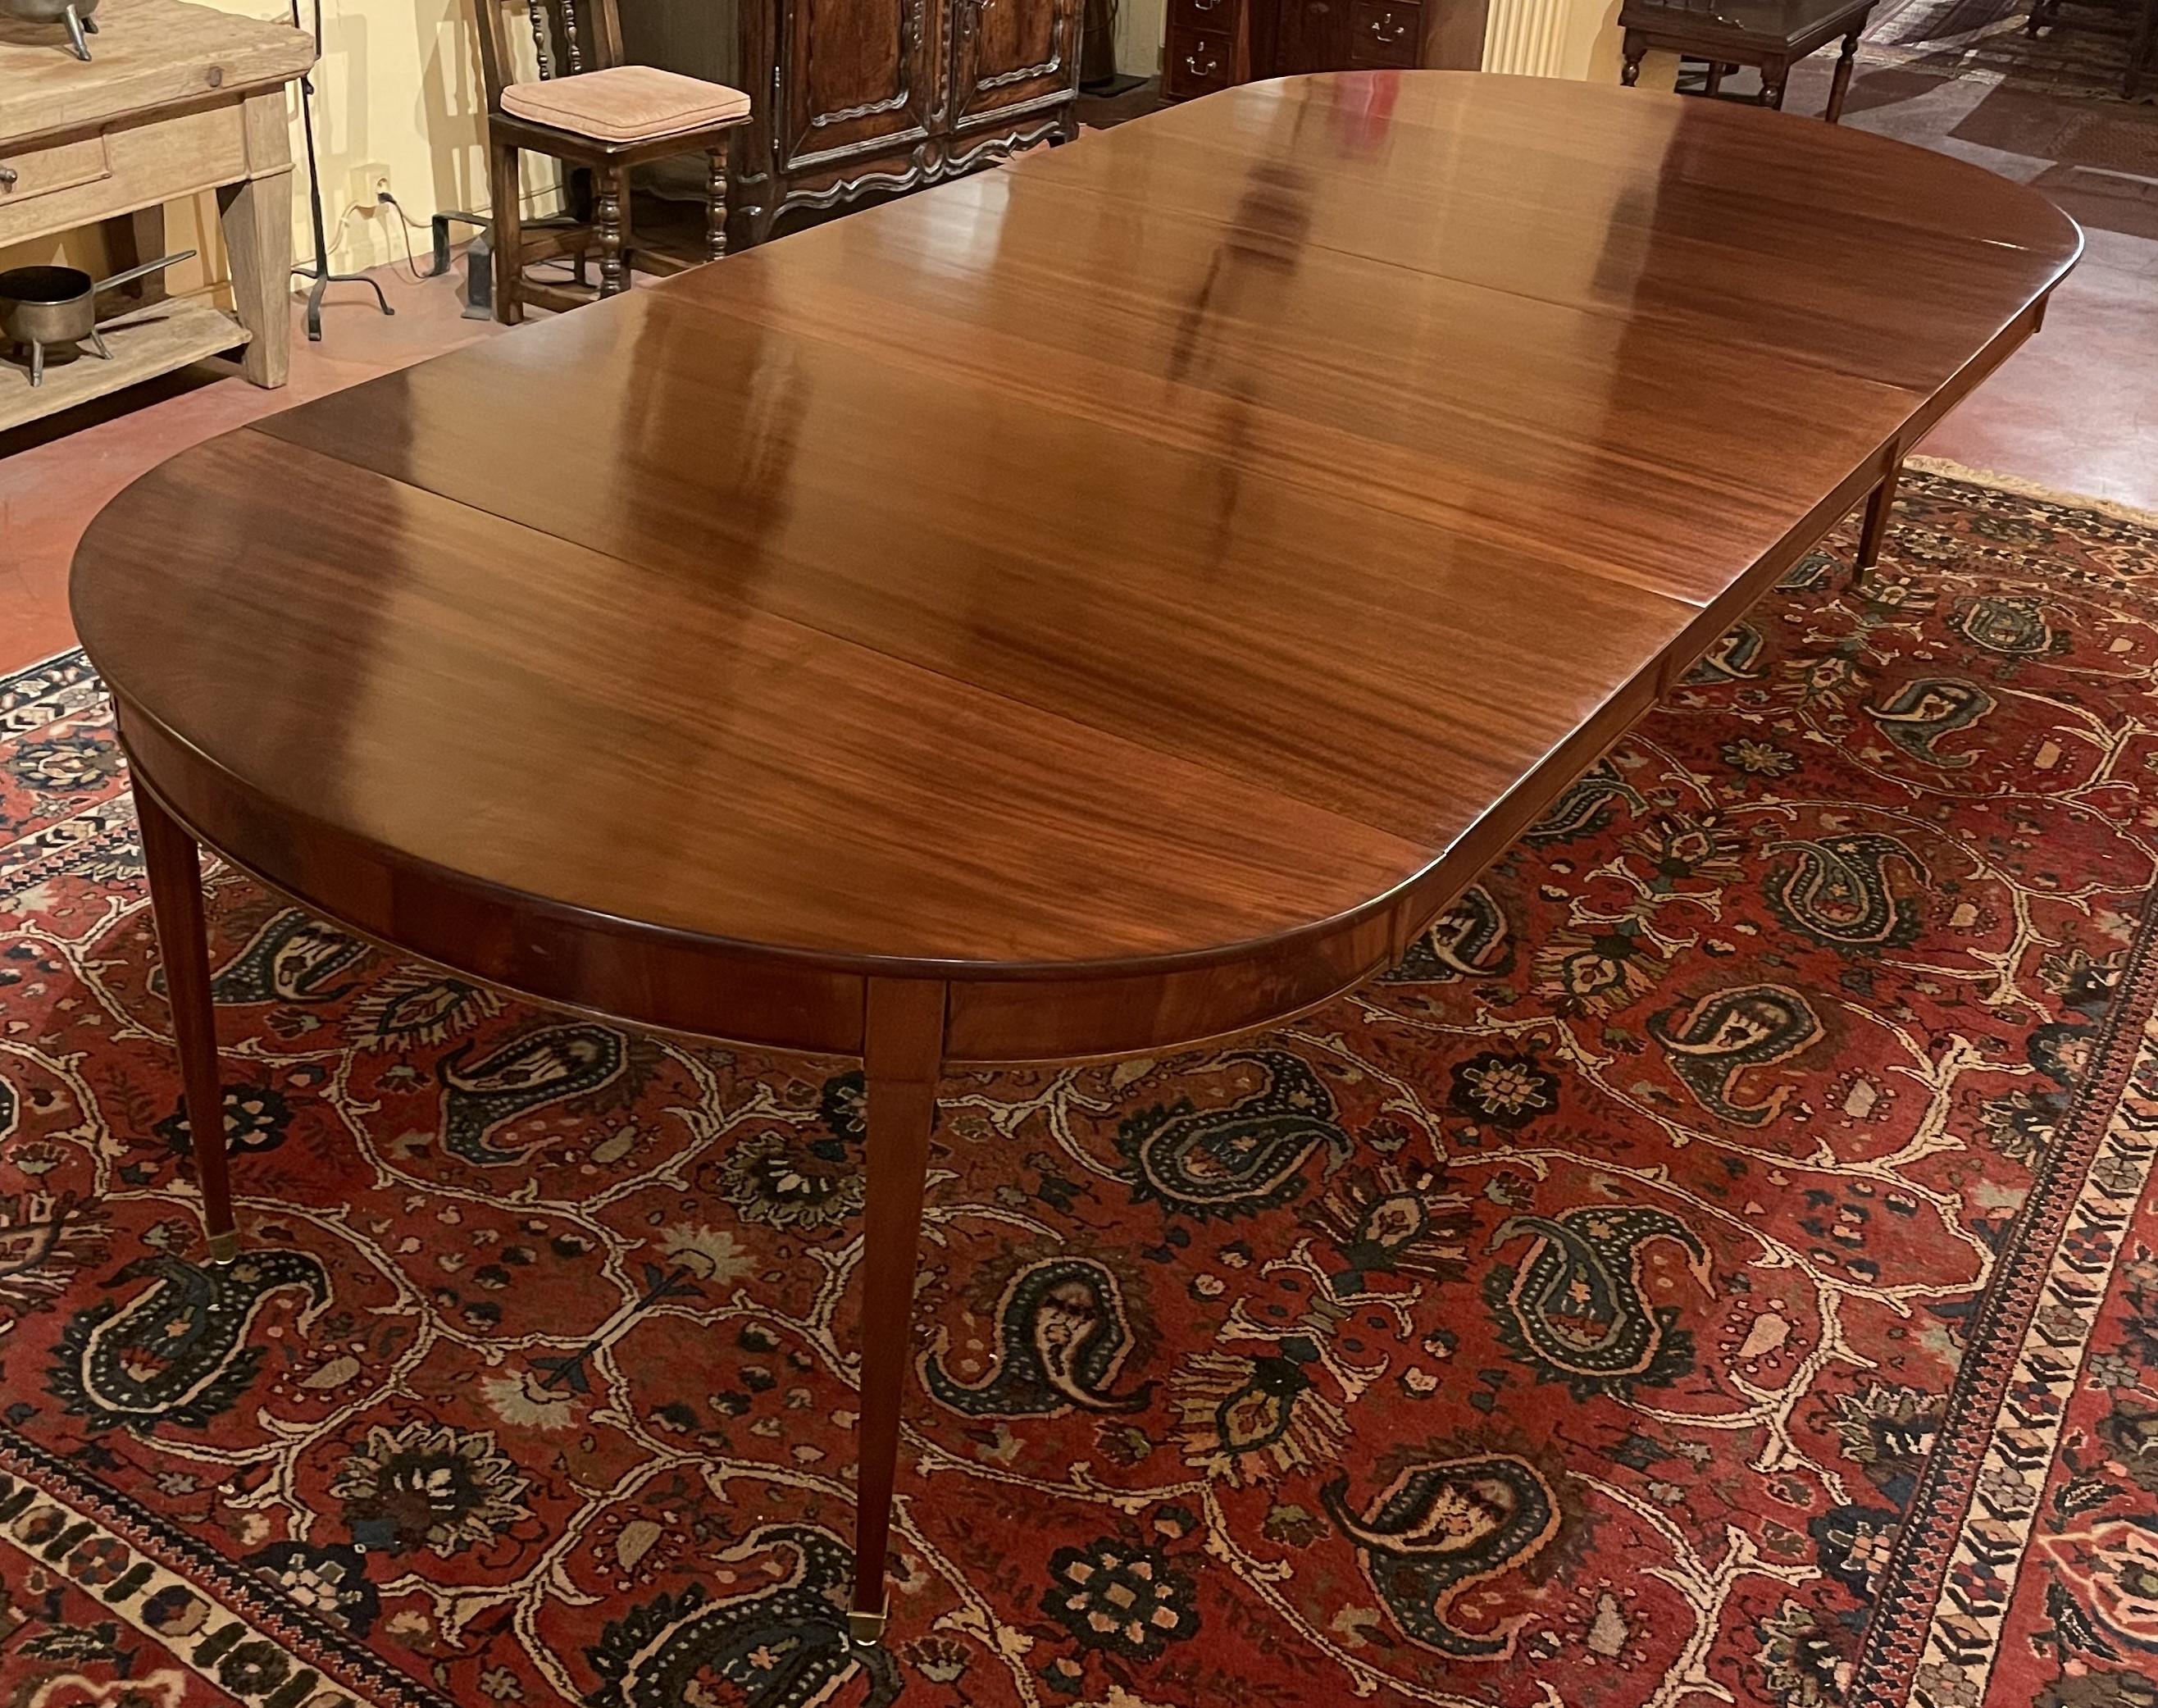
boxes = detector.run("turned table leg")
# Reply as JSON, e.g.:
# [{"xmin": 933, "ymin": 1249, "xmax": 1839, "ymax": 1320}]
[
  {"xmin": 1827, "ymin": 30, "xmax": 1860, "ymax": 121},
  {"xmin": 136, "ymin": 785, "xmax": 238, "ymax": 1266},
  {"xmin": 1856, "ymin": 455, "xmax": 1904, "ymax": 580},
  {"xmin": 849, "ymin": 978, "xmax": 945, "ymax": 1643}
]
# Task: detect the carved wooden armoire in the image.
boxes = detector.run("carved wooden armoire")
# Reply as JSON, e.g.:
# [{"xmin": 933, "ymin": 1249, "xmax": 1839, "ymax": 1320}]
[{"xmin": 618, "ymin": 0, "xmax": 1081, "ymax": 245}]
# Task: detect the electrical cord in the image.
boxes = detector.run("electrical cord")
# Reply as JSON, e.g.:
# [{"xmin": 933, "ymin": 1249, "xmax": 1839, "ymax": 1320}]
[
  {"xmin": 374, "ymin": 192, "xmax": 432, "ymax": 285},
  {"xmin": 372, "ymin": 190, "xmax": 584, "ymax": 289}
]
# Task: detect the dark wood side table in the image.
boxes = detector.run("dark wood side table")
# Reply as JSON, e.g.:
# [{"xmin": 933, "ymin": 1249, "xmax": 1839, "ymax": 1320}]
[
  {"xmin": 1620, "ymin": 0, "xmax": 1878, "ymax": 119},
  {"xmin": 71, "ymin": 72, "xmax": 2077, "ymax": 1648}
]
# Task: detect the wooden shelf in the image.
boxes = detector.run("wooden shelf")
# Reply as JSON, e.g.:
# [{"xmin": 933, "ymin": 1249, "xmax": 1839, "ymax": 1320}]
[{"xmin": 0, "ymin": 298, "xmax": 250, "ymax": 433}]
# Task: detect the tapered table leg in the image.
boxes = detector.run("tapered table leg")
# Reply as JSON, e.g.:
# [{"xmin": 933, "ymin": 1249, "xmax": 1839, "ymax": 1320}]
[
  {"xmin": 136, "ymin": 785, "xmax": 238, "ymax": 1265},
  {"xmin": 1856, "ymin": 456, "xmax": 1903, "ymax": 581},
  {"xmin": 849, "ymin": 978, "xmax": 945, "ymax": 1644}
]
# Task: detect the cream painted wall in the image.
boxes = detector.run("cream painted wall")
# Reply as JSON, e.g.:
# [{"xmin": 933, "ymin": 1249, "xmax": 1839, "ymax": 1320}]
[
  {"xmin": 1551, "ymin": 0, "xmax": 1620, "ymax": 79},
  {"xmin": 1550, "ymin": 0, "xmax": 1676, "ymax": 86},
  {"xmin": 1479, "ymin": 0, "xmax": 1673, "ymax": 82},
  {"xmin": 1, "ymin": 0, "xmax": 552, "ymax": 300}
]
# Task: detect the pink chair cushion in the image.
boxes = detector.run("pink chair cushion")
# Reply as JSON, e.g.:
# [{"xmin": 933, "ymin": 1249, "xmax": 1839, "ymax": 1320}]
[{"xmin": 502, "ymin": 66, "xmax": 750, "ymax": 143}]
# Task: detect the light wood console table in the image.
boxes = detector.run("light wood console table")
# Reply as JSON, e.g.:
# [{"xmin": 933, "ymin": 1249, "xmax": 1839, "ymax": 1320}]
[{"xmin": 0, "ymin": 0, "xmax": 313, "ymax": 431}]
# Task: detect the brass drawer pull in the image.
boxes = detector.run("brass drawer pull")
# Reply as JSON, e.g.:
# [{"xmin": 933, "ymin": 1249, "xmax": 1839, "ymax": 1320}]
[
  {"xmin": 1370, "ymin": 11, "xmax": 1408, "ymax": 39},
  {"xmin": 1186, "ymin": 50, "xmax": 1219, "ymax": 75},
  {"xmin": 0, "ymin": 166, "xmax": 16, "ymax": 187}
]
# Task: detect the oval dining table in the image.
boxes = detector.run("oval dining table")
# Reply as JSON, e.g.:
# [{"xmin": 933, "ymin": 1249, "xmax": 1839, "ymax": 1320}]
[{"xmin": 69, "ymin": 71, "xmax": 2080, "ymax": 1643}]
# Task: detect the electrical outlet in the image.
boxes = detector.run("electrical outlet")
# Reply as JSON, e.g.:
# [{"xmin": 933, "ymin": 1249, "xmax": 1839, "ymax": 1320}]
[{"xmin": 346, "ymin": 162, "xmax": 391, "ymax": 213}]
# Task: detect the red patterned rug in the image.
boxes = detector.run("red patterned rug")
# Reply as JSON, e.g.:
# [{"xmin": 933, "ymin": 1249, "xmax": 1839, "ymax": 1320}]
[{"xmin": 4, "ymin": 465, "xmax": 2158, "ymax": 1708}]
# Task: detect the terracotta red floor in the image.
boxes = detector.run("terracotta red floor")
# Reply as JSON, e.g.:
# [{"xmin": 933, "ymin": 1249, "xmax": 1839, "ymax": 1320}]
[
  {"xmin": 4, "ymin": 75, "xmax": 2156, "ymax": 678},
  {"xmin": 1786, "ymin": 40, "xmax": 2158, "ymax": 515}
]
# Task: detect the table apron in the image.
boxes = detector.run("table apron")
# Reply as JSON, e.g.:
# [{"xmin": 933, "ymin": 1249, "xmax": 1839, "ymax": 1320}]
[{"xmin": 114, "ymin": 704, "xmax": 1441, "ymax": 1069}]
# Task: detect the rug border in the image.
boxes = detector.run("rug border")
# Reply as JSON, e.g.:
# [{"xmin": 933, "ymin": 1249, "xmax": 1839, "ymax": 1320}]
[
  {"xmin": 0, "ymin": 644, "xmax": 87, "ymax": 685},
  {"xmin": 1844, "ymin": 896, "xmax": 2158, "ymax": 1697}
]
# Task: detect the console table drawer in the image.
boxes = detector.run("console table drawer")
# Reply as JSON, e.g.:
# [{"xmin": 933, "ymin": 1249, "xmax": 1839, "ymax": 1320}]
[
  {"xmin": 0, "ymin": 132, "xmax": 111, "ymax": 205},
  {"xmin": 0, "ymin": 104, "xmax": 246, "ymax": 247}
]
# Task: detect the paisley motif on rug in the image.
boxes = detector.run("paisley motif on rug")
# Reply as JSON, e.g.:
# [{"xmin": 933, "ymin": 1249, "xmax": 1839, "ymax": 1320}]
[{"xmin": 5, "ymin": 471, "xmax": 2158, "ymax": 1707}]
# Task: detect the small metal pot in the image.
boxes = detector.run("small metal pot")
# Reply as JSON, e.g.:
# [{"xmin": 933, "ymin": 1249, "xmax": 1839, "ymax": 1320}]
[
  {"xmin": 0, "ymin": 250, "xmax": 194, "ymax": 386},
  {"xmin": 0, "ymin": 0, "xmax": 102, "ymax": 61}
]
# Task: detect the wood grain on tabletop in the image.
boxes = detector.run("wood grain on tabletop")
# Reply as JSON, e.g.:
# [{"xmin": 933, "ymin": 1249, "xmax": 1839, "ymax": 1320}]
[{"xmin": 74, "ymin": 72, "xmax": 2081, "ymax": 995}]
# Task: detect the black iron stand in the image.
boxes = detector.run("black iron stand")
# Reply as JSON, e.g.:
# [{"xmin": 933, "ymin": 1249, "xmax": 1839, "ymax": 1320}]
[
  {"xmin": 287, "ymin": 0, "xmax": 393, "ymax": 341},
  {"xmin": 429, "ymin": 212, "xmax": 496, "ymax": 320}
]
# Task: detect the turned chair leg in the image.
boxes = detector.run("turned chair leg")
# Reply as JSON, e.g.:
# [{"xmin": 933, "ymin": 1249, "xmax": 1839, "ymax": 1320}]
[
  {"xmin": 137, "ymin": 786, "xmax": 238, "ymax": 1266},
  {"xmin": 849, "ymin": 979, "xmax": 944, "ymax": 1644},
  {"xmin": 597, "ymin": 167, "xmax": 628, "ymax": 297},
  {"xmin": 1855, "ymin": 458, "xmax": 1903, "ymax": 582},
  {"xmin": 490, "ymin": 141, "xmax": 524, "ymax": 326},
  {"xmin": 705, "ymin": 146, "xmax": 728, "ymax": 262}
]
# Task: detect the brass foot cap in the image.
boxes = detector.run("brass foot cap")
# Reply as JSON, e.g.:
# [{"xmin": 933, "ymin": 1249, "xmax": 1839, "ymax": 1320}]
[
  {"xmin": 207, "ymin": 1230, "xmax": 240, "ymax": 1266},
  {"xmin": 846, "ymin": 1607, "xmax": 887, "ymax": 1647}
]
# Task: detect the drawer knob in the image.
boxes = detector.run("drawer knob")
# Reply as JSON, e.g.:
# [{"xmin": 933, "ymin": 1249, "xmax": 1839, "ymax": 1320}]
[{"xmin": 0, "ymin": 165, "xmax": 16, "ymax": 188}]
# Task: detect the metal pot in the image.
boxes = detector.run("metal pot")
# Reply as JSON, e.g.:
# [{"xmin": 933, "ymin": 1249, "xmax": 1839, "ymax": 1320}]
[
  {"xmin": 0, "ymin": 0, "xmax": 102, "ymax": 61},
  {"xmin": 0, "ymin": 250, "xmax": 194, "ymax": 386}
]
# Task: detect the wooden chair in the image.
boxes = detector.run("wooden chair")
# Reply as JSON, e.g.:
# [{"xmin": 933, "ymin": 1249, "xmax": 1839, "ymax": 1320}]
[{"xmin": 471, "ymin": 0, "xmax": 750, "ymax": 324}]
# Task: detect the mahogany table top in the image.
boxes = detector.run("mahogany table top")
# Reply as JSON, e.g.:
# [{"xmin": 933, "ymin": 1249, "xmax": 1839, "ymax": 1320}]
[{"xmin": 71, "ymin": 71, "xmax": 2080, "ymax": 1061}]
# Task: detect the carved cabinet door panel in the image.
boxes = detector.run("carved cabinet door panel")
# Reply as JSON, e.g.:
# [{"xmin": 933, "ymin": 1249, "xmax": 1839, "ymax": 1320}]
[
  {"xmin": 775, "ymin": 0, "xmax": 941, "ymax": 171},
  {"xmin": 949, "ymin": 0, "xmax": 1077, "ymax": 126}
]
